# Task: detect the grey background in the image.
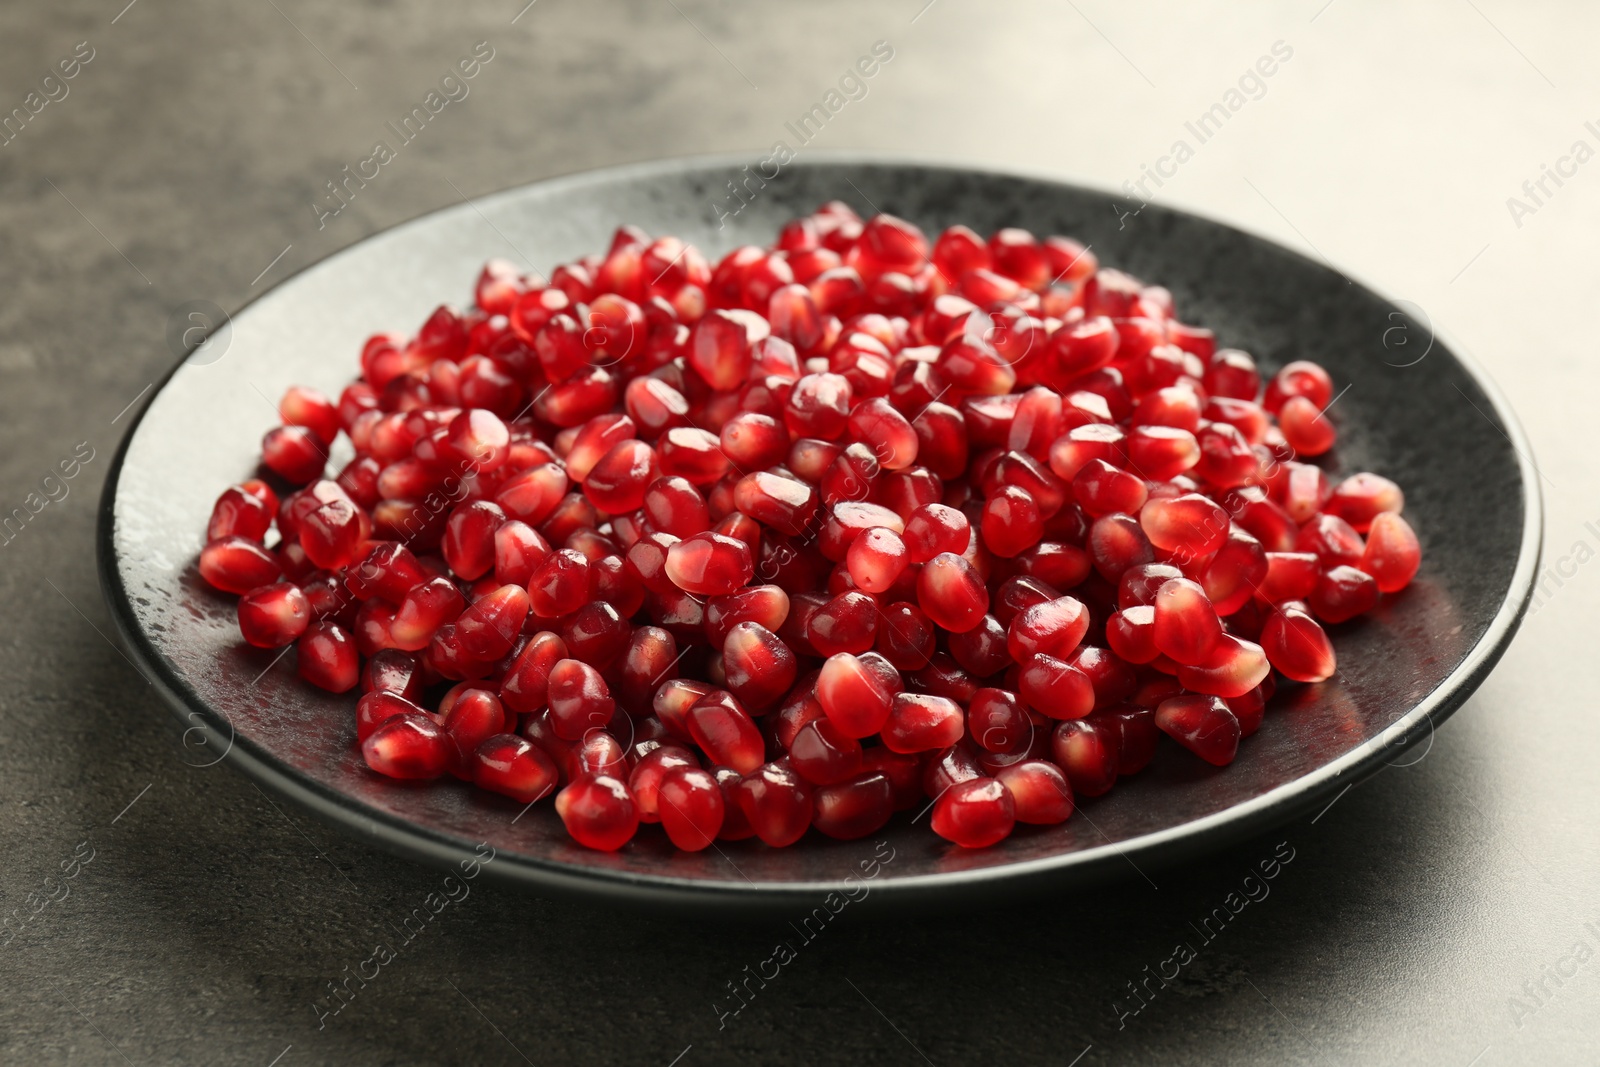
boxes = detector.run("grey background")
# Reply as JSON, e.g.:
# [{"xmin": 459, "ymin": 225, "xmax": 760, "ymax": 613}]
[{"xmin": 0, "ymin": 1, "xmax": 1592, "ymax": 1064}]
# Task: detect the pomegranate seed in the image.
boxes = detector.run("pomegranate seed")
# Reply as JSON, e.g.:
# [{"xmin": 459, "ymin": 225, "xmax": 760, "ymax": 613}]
[
  {"xmin": 917, "ymin": 552, "xmax": 989, "ymax": 633},
  {"xmin": 968, "ymin": 688, "xmax": 1031, "ymax": 754},
  {"xmin": 996, "ymin": 760, "xmax": 1073, "ymax": 824},
  {"xmin": 442, "ymin": 500, "xmax": 505, "ymax": 580},
  {"xmin": 208, "ymin": 486, "xmax": 273, "ymax": 542},
  {"xmin": 355, "ymin": 690, "xmax": 423, "ymax": 744},
  {"xmin": 1176, "ymin": 634, "xmax": 1271, "ymax": 698},
  {"xmin": 656, "ymin": 766, "xmax": 725, "ymax": 850},
  {"xmin": 1050, "ymin": 718, "xmax": 1119, "ymax": 797},
  {"xmin": 811, "ymin": 771, "xmax": 894, "ymax": 840},
  {"xmin": 1359, "ymin": 511, "xmax": 1421, "ymax": 592},
  {"xmin": 1007, "ymin": 596, "xmax": 1089, "ymax": 662},
  {"xmin": 473, "ymin": 734, "xmax": 559, "ymax": 804},
  {"xmin": 261, "ymin": 425, "xmax": 327, "ymax": 485},
  {"xmin": 1310, "ymin": 565, "xmax": 1381, "ymax": 623},
  {"xmin": 200, "ymin": 536, "xmax": 283, "ymax": 594},
  {"xmin": 297, "ymin": 621, "xmax": 359, "ymax": 692},
  {"xmin": 1152, "ymin": 578, "xmax": 1223, "ymax": 666},
  {"xmin": 817, "ymin": 652, "xmax": 895, "ymax": 738},
  {"xmin": 664, "ymin": 531, "xmax": 753, "ymax": 596},
  {"xmin": 1262, "ymin": 604, "xmax": 1337, "ymax": 682},
  {"xmin": 1155, "ymin": 694, "xmax": 1241, "ymax": 766},
  {"xmin": 455, "ymin": 584, "xmax": 529, "ymax": 660},
  {"xmin": 555, "ymin": 775, "xmax": 638, "ymax": 851},
  {"xmin": 1017, "ymin": 652, "xmax": 1096, "ymax": 718},
  {"xmin": 528, "ymin": 548, "xmax": 591, "ymax": 618},
  {"xmin": 723, "ymin": 622, "xmax": 798, "ymax": 709},
  {"xmin": 238, "ymin": 583, "xmax": 311, "ymax": 648},
  {"xmin": 363, "ymin": 712, "xmax": 449, "ymax": 779},
  {"xmin": 734, "ymin": 761, "xmax": 814, "ymax": 846},
  {"xmin": 1139, "ymin": 493, "xmax": 1228, "ymax": 558},
  {"xmin": 1264, "ymin": 360, "xmax": 1333, "ymax": 412},
  {"xmin": 686, "ymin": 689, "xmax": 764, "ymax": 774},
  {"xmin": 931, "ymin": 777, "xmax": 1015, "ymax": 848}
]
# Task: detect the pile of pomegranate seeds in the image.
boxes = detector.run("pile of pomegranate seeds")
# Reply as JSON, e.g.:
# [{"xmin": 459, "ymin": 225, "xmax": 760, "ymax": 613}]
[{"xmin": 199, "ymin": 202, "xmax": 1423, "ymax": 852}]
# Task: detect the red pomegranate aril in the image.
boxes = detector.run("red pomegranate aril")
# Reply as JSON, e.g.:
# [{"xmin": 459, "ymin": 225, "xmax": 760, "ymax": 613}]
[
  {"xmin": 686, "ymin": 690, "xmax": 764, "ymax": 775},
  {"xmin": 1296, "ymin": 513, "xmax": 1365, "ymax": 569},
  {"xmin": 1278, "ymin": 394, "xmax": 1336, "ymax": 456},
  {"xmin": 881, "ymin": 692, "xmax": 965, "ymax": 753},
  {"xmin": 441, "ymin": 500, "xmax": 504, "ymax": 581},
  {"xmin": 454, "ymin": 584, "xmax": 529, "ymax": 660},
  {"xmin": 811, "ymin": 771, "xmax": 894, "ymax": 840},
  {"xmin": 497, "ymin": 630, "xmax": 567, "ymax": 713},
  {"xmin": 1017, "ymin": 652, "xmax": 1096, "ymax": 719},
  {"xmin": 816, "ymin": 652, "xmax": 895, "ymax": 738},
  {"xmin": 875, "ymin": 602, "xmax": 937, "ymax": 670},
  {"xmin": 555, "ymin": 775, "xmax": 638, "ymax": 851},
  {"xmin": 981, "ymin": 485, "xmax": 1045, "ymax": 558},
  {"xmin": 995, "ymin": 760, "xmax": 1073, "ymax": 825},
  {"xmin": 297, "ymin": 621, "xmax": 359, "ymax": 692},
  {"xmin": 443, "ymin": 408, "xmax": 511, "ymax": 473},
  {"xmin": 807, "ymin": 591, "xmax": 879, "ymax": 656},
  {"xmin": 1309, "ymin": 565, "xmax": 1381, "ymax": 623},
  {"xmin": 1125, "ymin": 426, "xmax": 1200, "ymax": 482},
  {"xmin": 849, "ymin": 397, "xmax": 919, "ymax": 471},
  {"xmin": 355, "ymin": 690, "xmax": 424, "ymax": 744},
  {"xmin": 208, "ymin": 486, "xmax": 273, "ymax": 542},
  {"xmin": 917, "ymin": 552, "xmax": 989, "ymax": 633},
  {"xmin": 655, "ymin": 766, "xmax": 724, "ymax": 850},
  {"xmin": 200, "ymin": 536, "xmax": 283, "ymax": 594},
  {"xmin": 1106, "ymin": 606, "xmax": 1159, "ymax": 665},
  {"xmin": 1050, "ymin": 423, "xmax": 1127, "ymax": 481},
  {"xmin": 261, "ymin": 425, "xmax": 327, "ymax": 485},
  {"xmin": 789, "ymin": 718, "xmax": 864, "ymax": 785},
  {"xmin": 967, "ymin": 688, "xmax": 1031, "ymax": 754},
  {"xmin": 734, "ymin": 761, "xmax": 815, "ymax": 847},
  {"xmin": 573, "ymin": 731, "xmax": 628, "ymax": 780},
  {"xmin": 546, "ymin": 658, "xmax": 616, "ymax": 741},
  {"xmin": 1176, "ymin": 634, "xmax": 1271, "ymax": 699},
  {"xmin": 528, "ymin": 548, "xmax": 591, "ymax": 618},
  {"xmin": 1258, "ymin": 551, "xmax": 1321, "ymax": 605},
  {"xmin": 362, "ymin": 648, "xmax": 423, "ymax": 703},
  {"xmin": 1262, "ymin": 605, "xmax": 1337, "ymax": 682},
  {"xmin": 1139, "ymin": 492, "xmax": 1228, "ymax": 558},
  {"xmin": 363, "ymin": 712, "xmax": 449, "ymax": 780},
  {"xmin": 1326, "ymin": 473, "xmax": 1405, "ymax": 533},
  {"xmin": 1201, "ymin": 528, "xmax": 1269, "ymax": 616},
  {"xmin": 733, "ymin": 471, "xmax": 820, "ymax": 537},
  {"xmin": 1118, "ymin": 562, "xmax": 1185, "ymax": 609},
  {"xmin": 1006, "ymin": 596, "xmax": 1089, "ymax": 662},
  {"xmin": 390, "ymin": 577, "xmax": 466, "ymax": 651},
  {"xmin": 238, "ymin": 583, "xmax": 311, "ymax": 648},
  {"xmin": 473, "ymin": 734, "xmax": 559, "ymax": 804},
  {"xmin": 664, "ymin": 531, "xmax": 754, "ymax": 597},
  {"xmin": 931, "ymin": 777, "xmax": 1015, "ymax": 848},
  {"xmin": 442, "ymin": 688, "xmax": 509, "ymax": 771},
  {"xmin": 1050, "ymin": 718, "xmax": 1119, "ymax": 797},
  {"xmin": 584, "ymin": 439, "xmax": 657, "ymax": 514},
  {"xmin": 846, "ymin": 527, "xmax": 909, "ymax": 592},
  {"xmin": 1360, "ymin": 511, "xmax": 1421, "ymax": 593},
  {"xmin": 1152, "ymin": 578, "xmax": 1223, "ymax": 666},
  {"xmin": 279, "ymin": 385, "xmax": 340, "ymax": 446},
  {"xmin": 1088, "ymin": 512, "xmax": 1155, "ymax": 582},
  {"xmin": 1155, "ymin": 694, "xmax": 1241, "ymax": 766},
  {"xmin": 1072, "ymin": 458, "xmax": 1147, "ymax": 520},
  {"xmin": 628, "ymin": 745, "xmax": 698, "ymax": 823},
  {"xmin": 1264, "ymin": 359, "xmax": 1334, "ymax": 413},
  {"xmin": 723, "ymin": 622, "xmax": 798, "ymax": 709}
]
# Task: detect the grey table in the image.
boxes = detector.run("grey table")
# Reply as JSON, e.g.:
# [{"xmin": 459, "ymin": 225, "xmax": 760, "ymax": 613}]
[{"xmin": 2, "ymin": 1, "xmax": 1593, "ymax": 1063}]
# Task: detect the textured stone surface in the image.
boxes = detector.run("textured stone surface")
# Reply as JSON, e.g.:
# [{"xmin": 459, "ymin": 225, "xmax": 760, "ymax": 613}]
[{"xmin": 0, "ymin": 1, "xmax": 1595, "ymax": 1064}]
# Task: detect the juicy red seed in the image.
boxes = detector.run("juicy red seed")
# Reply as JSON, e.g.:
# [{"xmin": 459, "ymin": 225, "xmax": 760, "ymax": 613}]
[
  {"xmin": 656, "ymin": 766, "xmax": 725, "ymax": 851},
  {"xmin": 200, "ymin": 536, "xmax": 283, "ymax": 594},
  {"xmin": 807, "ymin": 591, "xmax": 880, "ymax": 656},
  {"xmin": 628, "ymin": 745, "xmax": 698, "ymax": 823},
  {"xmin": 1264, "ymin": 359, "xmax": 1334, "ymax": 413},
  {"xmin": 811, "ymin": 771, "xmax": 894, "ymax": 840},
  {"xmin": 995, "ymin": 760, "xmax": 1074, "ymax": 825},
  {"xmin": 444, "ymin": 409, "xmax": 511, "ymax": 472},
  {"xmin": 1088, "ymin": 512, "xmax": 1155, "ymax": 582},
  {"xmin": 363, "ymin": 712, "xmax": 449, "ymax": 779},
  {"xmin": 455, "ymin": 584, "xmax": 529, "ymax": 660},
  {"xmin": 733, "ymin": 471, "xmax": 820, "ymax": 536},
  {"xmin": 846, "ymin": 527, "xmax": 909, "ymax": 593},
  {"xmin": 297, "ymin": 621, "xmax": 359, "ymax": 692},
  {"xmin": 734, "ymin": 762, "xmax": 814, "ymax": 847},
  {"xmin": 881, "ymin": 692, "xmax": 965, "ymax": 753},
  {"xmin": 665, "ymin": 531, "xmax": 754, "ymax": 596},
  {"xmin": 1359, "ymin": 511, "xmax": 1421, "ymax": 593},
  {"xmin": 555, "ymin": 775, "xmax": 638, "ymax": 851},
  {"xmin": 1176, "ymin": 634, "xmax": 1271, "ymax": 699},
  {"xmin": 355, "ymin": 690, "xmax": 424, "ymax": 744},
  {"xmin": 1050, "ymin": 718, "xmax": 1119, "ymax": 797},
  {"xmin": 1125, "ymin": 426, "xmax": 1199, "ymax": 481},
  {"xmin": 559, "ymin": 600, "xmax": 631, "ymax": 670},
  {"xmin": 917, "ymin": 552, "xmax": 989, "ymax": 633},
  {"xmin": 848, "ymin": 397, "xmax": 919, "ymax": 471},
  {"xmin": 1155, "ymin": 694, "xmax": 1241, "ymax": 766},
  {"xmin": 499, "ymin": 630, "xmax": 567, "ymax": 713},
  {"xmin": 947, "ymin": 613, "xmax": 1011, "ymax": 677},
  {"xmin": 1327, "ymin": 473, "xmax": 1405, "ymax": 533},
  {"xmin": 546, "ymin": 658, "xmax": 615, "ymax": 741},
  {"xmin": 1139, "ymin": 492, "xmax": 1229, "ymax": 558},
  {"xmin": 1202, "ymin": 529, "xmax": 1269, "ymax": 616},
  {"xmin": 931, "ymin": 777, "xmax": 1015, "ymax": 848},
  {"xmin": 473, "ymin": 734, "xmax": 559, "ymax": 804},
  {"xmin": 686, "ymin": 690, "xmax": 764, "ymax": 774},
  {"xmin": 1073, "ymin": 458, "xmax": 1148, "ymax": 519},
  {"xmin": 719, "ymin": 412, "xmax": 789, "ymax": 471},
  {"xmin": 1152, "ymin": 578, "xmax": 1223, "ymax": 666},
  {"xmin": 208, "ymin": 486, "xmax": 274, "ymax": 542},
  {"xmin": 981, "ymin": 485, "xmax": 1044, "ymax": 558},
  {"xmin": 723, "ymin": 622, "xmax": 798, "ymax": 709},
  {"xmin": 967, "ymin": 688, "xmax": 1032, "ymax": 754},
  {"xmin": 1309, "ymin": 565, "xmax": 1381, "ymax": 623},
  {"xmin": 1017, "ymin": 653, "xmax": 1096, "ymax": 719},
  {"xmin": 1006, "ymin": 596, "xmax": 1089, "ymax": 662},
  {"xmin": 584, "ymin": 439, "xmax": 658, "ymax": 514},
  {"xmin": 390, "ymin": 577, "xmax": 465, "ymax": 651},
  {"xmin": 658, "ymin": 427, "xmax": 730, "ymax": 486},
  {"xmin": 261, "ymin": 425, "xmax": 327, "ymax": 485},
  {"xmin": 529, "ymin": 548, "xmax": 591, "ymax": 618},
  {"xmin": 789, "ymin": 718, "xmax": 865, "ymax": 785},
  {"xmin": 820, "ymin": 501, "xmax": 904, "ymax": 561},
  {"xmin": 1278, "ymin": 395, "xmax": 1336, "ymax": 456},
  {"xmin": 1262, "ymin": 606, "xmax": 1337, "ymax": 682},
  {"xmin": 442, "ymin": 688, "xmax": 510, "ymax": 768},
  {"xmin": 816, "ymin": 653, "xmax": 894, "ymax": 738},
  {"xmin": 238, "ymin": 582, "xmax": 311, "ymax": 648}
]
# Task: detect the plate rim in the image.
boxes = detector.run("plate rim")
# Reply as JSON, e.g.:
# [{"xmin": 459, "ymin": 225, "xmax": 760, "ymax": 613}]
[{"xmin": 96, "ymin": 151, "xmax": 1545, "ymax": 910}]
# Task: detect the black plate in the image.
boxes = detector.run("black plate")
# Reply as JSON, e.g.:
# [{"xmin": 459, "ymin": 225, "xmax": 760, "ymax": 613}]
[{"xmin": 98, "ymin": 156, "xmax": 1541, "ymax": 912}]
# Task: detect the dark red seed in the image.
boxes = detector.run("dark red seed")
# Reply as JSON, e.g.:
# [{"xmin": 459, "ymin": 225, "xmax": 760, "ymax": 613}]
[
  {"xmin": 686, "ymin": 689, "xmax": 764, "ymax": 774},
  {"xmin": 363, "ymin": 712, "xmax": 449, "ymax": 780},
  {"xmin": 996, "ymin": 760, "xmax": 1073, "ymax": 824},
  {"xmin": 734, "ymin": 761, "xmax": 815, "ymax": 847},
  {"xmin": 555, "ymin": 775, "xmax": 638, "ymax": 851},
  {"xmin": 238, "ymin": 583, "xmax": 311, "ymax": 648},
  {"xmin": 931, "ymin": 777, "xmax": 1015, "ymax": 847},
  {"xmin": 657, "ymin": 766, "xmax": 725, "ymax": 850},
  {"xmin": 473, "ymin": 734, "xmax": 560, "ymax": 804},
  {"xmin": 811, "ymin": 771, "xmax": 894, "ymax": 840},
  {"xmin": 1155, "ymin": 694, "xmax": 1241, "ymax": 766}
]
